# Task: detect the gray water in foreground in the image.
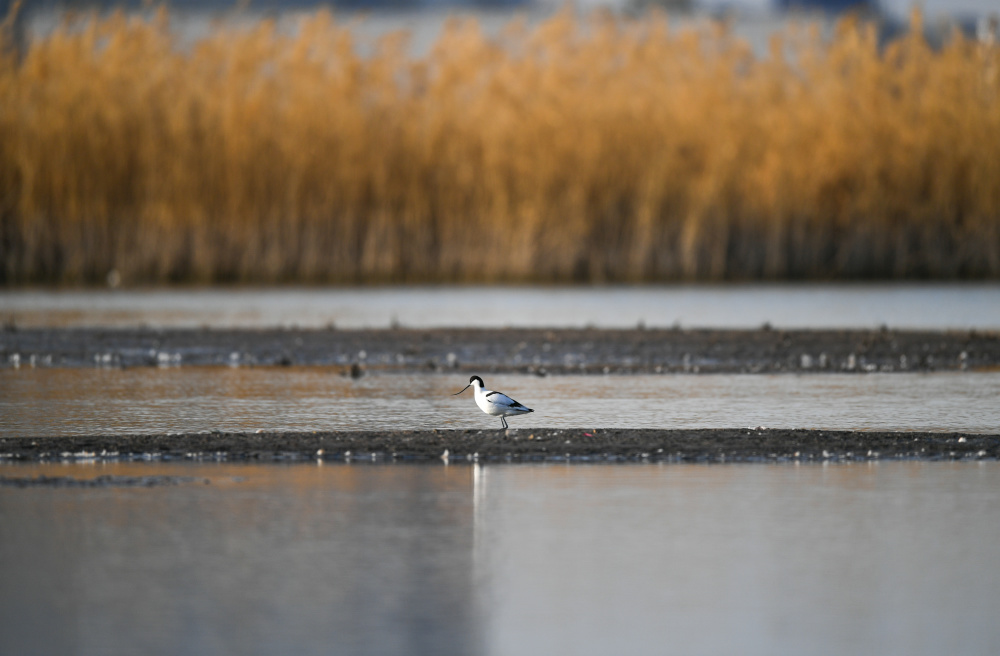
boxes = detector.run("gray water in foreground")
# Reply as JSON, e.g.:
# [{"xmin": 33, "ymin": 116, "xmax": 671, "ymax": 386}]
[
  {"xmin": 4, "ymin": 284, "xmax": 1000, "ymax": 330},
  {"xmin": 2, "ymin": 369, "xmax": 999, "ymax": 437},
  {"xmin": 1, "ymin": 461, "xmax": 998, "ymax": 656}
]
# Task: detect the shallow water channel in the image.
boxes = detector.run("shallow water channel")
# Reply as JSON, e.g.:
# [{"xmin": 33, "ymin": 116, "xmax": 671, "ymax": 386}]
[
  {"xmin": 2, "ymin": 369, "xmax": 999, "ymax": 437},
  {"xmin": 1, "ymin": 461, "xmax": 998, "ymax": 656}
]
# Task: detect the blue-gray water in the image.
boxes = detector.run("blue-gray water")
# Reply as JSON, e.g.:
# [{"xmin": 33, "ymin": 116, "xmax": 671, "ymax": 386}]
[
  {"xmin": 2, "ymin": 370, "xmax": 1000, "ymax": 437},
  {"xmin": 4, "ymin": 283, "xmax": 997, "ymax": 656},
  {"xmin": 4, "ymin": 284, "xmax": 1000, "ymax": 330},
  {"xmin": 1, "ymin": 461, "xmax": 998, "ymax": 656}
]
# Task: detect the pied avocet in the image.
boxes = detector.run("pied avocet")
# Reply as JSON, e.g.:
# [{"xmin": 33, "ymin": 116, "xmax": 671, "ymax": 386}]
[{"xmin": 453, "ymin": 375, "xmax": 534, "ymax": 429}]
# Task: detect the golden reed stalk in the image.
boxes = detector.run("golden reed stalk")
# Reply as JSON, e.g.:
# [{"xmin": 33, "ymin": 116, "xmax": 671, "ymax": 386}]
[{"xmin": 1, "ymin": 7, "xmax": 998, "ymax": 284}]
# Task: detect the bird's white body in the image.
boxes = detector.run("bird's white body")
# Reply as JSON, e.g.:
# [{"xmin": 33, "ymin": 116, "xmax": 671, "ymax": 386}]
[{"xmin": 455, "ymin": 376, "xmax": 533, "ymax": 429}]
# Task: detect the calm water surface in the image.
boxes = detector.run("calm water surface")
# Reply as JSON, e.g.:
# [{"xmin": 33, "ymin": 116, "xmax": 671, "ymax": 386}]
[
  {"xmin": 2, "ymin": 370, "xmax": 999, "ymax": 437},
  {"xmin": 1, "ymin": 461, "xmax": 998, "ymax": 656},
  {"xmin": 4, "ymin": 284, "xmax": 1000, "ymax": 329}
]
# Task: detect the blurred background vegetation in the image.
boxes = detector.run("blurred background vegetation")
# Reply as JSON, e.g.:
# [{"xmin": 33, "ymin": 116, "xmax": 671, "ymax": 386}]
[{"xmin": 1, "ymin": 0, "xmax": 998, "ymax": 284}]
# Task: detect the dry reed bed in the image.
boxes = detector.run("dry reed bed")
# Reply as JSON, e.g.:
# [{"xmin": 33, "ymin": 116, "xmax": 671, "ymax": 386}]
[{"xmin": 1, "ymin": 8, "xmax": 999, "ymax": 283}]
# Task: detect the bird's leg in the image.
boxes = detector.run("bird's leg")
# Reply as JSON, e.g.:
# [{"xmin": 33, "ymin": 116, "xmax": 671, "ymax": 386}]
[{"xmin": 501, "ymin": 416, "xmax": 508, "ymax": 429}]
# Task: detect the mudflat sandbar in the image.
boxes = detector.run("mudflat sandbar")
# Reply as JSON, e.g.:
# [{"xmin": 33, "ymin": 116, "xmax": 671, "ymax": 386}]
[
  {"xmin": 3, "ymin": 327, "xmax": 998, "ymax": 373},
  {"xmin": 3, "ymin": 429, "xmax": 997, "ymax": 464}
]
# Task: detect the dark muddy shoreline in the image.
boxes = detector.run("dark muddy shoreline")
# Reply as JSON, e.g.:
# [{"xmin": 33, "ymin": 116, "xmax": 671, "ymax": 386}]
[
  {"xmin": 3, "ymin": 326, "xmax": 999, "ymax": 373},
  {"xmin": 3, "ymin": 429, "xmax": 998, "ymax": 464}
]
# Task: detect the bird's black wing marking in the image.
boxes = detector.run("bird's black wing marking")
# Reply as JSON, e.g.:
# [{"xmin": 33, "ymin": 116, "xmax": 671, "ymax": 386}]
[{"xmin": 486, "ymin": 390, "xmax": 527, "ymax": 409}]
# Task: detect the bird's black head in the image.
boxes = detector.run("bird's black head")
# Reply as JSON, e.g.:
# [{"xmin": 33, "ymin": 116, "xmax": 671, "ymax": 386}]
[{"xmin": 453, "ymin": 375, "xmax": 484, "ymax": 396}]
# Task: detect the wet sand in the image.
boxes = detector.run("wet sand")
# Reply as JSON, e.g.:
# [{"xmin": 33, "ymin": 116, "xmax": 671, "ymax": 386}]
[
  {"xmin": 3, "ymin": 326, "xmax": 999, "ymax": 373},
  {"xmin": 2, "ymin": 429, "xmax": 997, "ymax": 465}
]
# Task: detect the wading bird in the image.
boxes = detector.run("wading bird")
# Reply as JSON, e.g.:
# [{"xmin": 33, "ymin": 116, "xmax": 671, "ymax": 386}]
[{"xmin": 453, "ymin": 375, "xmax": 533, "ymax": 429}]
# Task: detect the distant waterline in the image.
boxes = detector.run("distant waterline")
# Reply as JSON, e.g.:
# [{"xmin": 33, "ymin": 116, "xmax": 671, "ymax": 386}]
[{"xmin": 3, "ymin": 284, "xmax": 1000, "ymax": 330}]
